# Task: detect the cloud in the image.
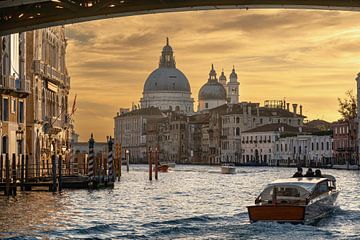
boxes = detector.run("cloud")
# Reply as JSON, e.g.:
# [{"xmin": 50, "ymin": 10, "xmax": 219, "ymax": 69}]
[{"xmin": 65, "ymin": 9, "xmax": 360, "ymax": 141}]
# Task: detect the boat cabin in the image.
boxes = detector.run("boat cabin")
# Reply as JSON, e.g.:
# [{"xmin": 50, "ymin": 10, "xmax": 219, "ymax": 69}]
[{"xmin": 255, "ymin": 176, "xmax": 336, "ymax": 205}]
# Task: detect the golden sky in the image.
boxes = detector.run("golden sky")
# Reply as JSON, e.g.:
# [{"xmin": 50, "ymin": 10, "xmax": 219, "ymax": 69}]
[{"xmin": 65, "ymin": 9, "xmax": 360, "ymax": 142}]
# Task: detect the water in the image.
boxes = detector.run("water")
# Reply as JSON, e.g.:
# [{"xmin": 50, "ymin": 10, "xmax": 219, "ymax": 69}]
[{"xmin": 0, "ymin": 166, "xmax": 359, "ymax": 239}]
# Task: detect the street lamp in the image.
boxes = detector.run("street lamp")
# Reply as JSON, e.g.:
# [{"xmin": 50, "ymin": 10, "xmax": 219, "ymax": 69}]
[{"xmin": 16, "ymin": 126, "xmax": 24, "ymax": 155}]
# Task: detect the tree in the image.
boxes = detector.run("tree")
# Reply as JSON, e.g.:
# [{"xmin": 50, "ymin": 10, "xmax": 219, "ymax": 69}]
[
  {"xmin": 338, "ymin": 90, "xmax": 357, "ymax": 121},
  {"xmin": 337, "ymin": 90, "xmax": 357, "ymax": 165}
]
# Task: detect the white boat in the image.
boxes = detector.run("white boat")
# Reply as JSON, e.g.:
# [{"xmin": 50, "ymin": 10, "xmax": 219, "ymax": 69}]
[
  {"xmin": 221, "ymin": 164, "xmax": 236, "ymax": 174},
  {"xmin": 247, "ymin": 174, "xmax": 339, "ymax": 224}
]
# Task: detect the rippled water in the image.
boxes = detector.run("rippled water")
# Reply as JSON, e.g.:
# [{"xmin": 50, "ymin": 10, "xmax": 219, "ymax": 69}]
[{"xmin": 0, "ymin": 166, "xmax": 359, "ymax": 239}]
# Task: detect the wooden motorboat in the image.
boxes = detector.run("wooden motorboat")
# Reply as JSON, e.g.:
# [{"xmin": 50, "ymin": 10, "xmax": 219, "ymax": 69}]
[
  {"xmin": 154, "ymin": 164, "xmax": 169, "ymax": 172},
  {"xmin": 221, "ymin": 163, "xmax": 236, "ymax": 174},
  {"xmin": 247, "ymin": 175, "xmax": 339, "ymax": 224},
  {"xmin": 160, "ymin": 162, "xmax": 176, "ymax": 168}
]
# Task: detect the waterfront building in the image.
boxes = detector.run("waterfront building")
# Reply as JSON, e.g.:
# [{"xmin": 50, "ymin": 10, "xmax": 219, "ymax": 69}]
[
  {"xmin": 114, "ymin": 107, "xmax": 164, "ymax": 163},
  {"xmin": 140, "ymin": 38, "xmax": 194, "ymax": 114},
  {"xmin": 332, "ymin": 119, "xmax": 357, "ymax": 165},
  {"xmin": 242, "ymin": 123, "xmax": 332, "ymax": 166},
  {"xmin": 25, "ymin": 27, "xmax": 71, "ymax": 176},
  {"xmin": 0, "ymin": 33, "xmax": 30, "ymax": 160},
  {"xmin": 220, "ymin": 101, "xmax": 305, "ymax": 164}
]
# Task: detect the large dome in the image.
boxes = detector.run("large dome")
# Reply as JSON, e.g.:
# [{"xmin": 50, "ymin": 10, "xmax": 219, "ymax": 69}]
[
  {"xmin": 143, "ymin": 67, "xmax": 191, "ymax": 93},
  {"xmin": 198, "ymin": 81, "xmax": 227, "ymax": 100}
]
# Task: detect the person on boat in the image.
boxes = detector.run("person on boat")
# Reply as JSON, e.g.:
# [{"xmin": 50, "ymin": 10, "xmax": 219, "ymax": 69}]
[
  {"xmin": 304, "ymin": 168, "xmax": 315, "ymax": 177},
  {"xmin": 315, "ymin": 169, "xmax": 322, "ymax": 177},
  {"xmin": 292, "ymin": 167, "xmax": 303, "ymax": 177}
]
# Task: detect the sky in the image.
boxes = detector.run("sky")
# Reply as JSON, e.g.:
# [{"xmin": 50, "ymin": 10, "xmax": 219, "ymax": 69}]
[{"xmin": 65, "ymin": 9, "xmax": 360, "ymax": 142}]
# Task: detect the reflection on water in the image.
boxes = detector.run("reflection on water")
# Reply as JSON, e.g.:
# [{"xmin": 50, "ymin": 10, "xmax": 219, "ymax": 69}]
[{"xmin": 0, "ymin": 166, "xmax": 359, "ymax": 239}]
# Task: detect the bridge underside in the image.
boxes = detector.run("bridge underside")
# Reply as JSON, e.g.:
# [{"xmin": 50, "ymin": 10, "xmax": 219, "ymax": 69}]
[{"xmin": 1, "ymin": 0, "xmax": 360, "ymax": 35}]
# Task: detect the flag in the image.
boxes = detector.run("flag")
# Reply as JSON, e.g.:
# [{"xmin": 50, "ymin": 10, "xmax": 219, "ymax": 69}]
[{"xmin": 71, "ymin": 94, "xmax": 77, "ymax": 116}]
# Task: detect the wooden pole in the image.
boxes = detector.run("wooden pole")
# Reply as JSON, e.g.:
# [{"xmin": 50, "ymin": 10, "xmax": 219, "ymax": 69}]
[
  {"xmin": 25, "ymin": 155, "xmax": 29, "ymax": 183},
  {"xmin": 21, "ymin": 154, "xmax": 24, "ymax": 191},
  {"xmin": 155, "ymin": 149, "xmax": 158, "ymax": 180},
  {"xmin": 0, "ymin": 154, "xmax": 3, "ymax": 182},
  {"xmin": 126, "ymin": 150, "xmax": 129, "ymax": 172},
  {"xmin": 58, "ymin": 155, "xmax": 62, "ymax": 192},
  {"xmin": 148, "ymin": 149, "xmax": 152, "ymax": 181},
  {"xmin": 118, "ymin": 144, "xmax": 121, "ymax": 180},
  {"xmin": 52, "ymin": 154, "xmax": 57, "ymax": 192},
  {"xmin": 5, "ymin": 153, "xmax": 10, "ymax": 196},
  {"xmin": 12, "ymin": 153, "xmax": 17, "ymax": 196}
]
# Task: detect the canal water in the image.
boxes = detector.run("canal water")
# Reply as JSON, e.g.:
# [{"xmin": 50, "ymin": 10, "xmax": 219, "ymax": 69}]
[{"xmin": 0, "ymin": 166, "xmax": 359, "ymax": 239}]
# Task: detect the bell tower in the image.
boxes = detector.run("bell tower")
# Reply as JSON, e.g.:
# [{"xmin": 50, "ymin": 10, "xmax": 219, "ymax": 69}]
[{"xmin": 227, "ymin": 66, "xmax": 239, "ymax": 104}]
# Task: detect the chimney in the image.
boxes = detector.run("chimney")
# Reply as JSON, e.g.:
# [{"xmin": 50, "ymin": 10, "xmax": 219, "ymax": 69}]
[
  {"xmin": 286, "ymin": 103, "xmax": 290, "ymax": 111},
  {"xmin": 299, "ymin": 105, "xmax": 303, "ymax": 116},
  {"xmin": 292, "ymin": 104, "xmax": 298, "ymax": 115}
]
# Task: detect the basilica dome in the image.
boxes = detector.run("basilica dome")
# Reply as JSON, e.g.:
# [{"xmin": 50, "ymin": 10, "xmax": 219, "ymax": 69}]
[{"xmin": 143, "ymin": 68, "xmax": 191, "ymax": 93}]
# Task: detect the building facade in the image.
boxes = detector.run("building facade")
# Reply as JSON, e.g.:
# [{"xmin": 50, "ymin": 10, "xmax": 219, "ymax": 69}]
[
  {"xmin": 1, "ymin": 33, "xmax": 30, "ymax": 161},
  {"xmin": 25, "ymin": 27, "xmax": 71, "ymax": 176},
  {"xmin": 332, "ymin": 119, "xmax": 357, "ymax": 165}
]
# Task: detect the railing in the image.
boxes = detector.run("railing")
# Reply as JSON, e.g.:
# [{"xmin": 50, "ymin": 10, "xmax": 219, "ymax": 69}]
[
  {"xmin": 34, "ymin": 60, "xmax": 69, "ymax": 85},
  {"xmin": 0, "ymin": 75, "xmax": 16, "ymax": 90}
]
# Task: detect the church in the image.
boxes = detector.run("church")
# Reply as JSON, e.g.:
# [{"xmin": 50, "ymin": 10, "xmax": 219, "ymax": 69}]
[
  {"xmin": 198, "ymin": 65, "xmax": 239, "ymax": 112},
  {"xmin": 139, "ymin": 38, "xmax": 240, "ymax": 114},
  {"xmin": 140, "ymin": 38, "xmax": 194, "ymax": 114}
]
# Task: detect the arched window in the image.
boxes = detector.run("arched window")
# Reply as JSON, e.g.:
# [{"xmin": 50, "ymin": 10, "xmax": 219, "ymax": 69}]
[{"xmin": 236, "ymin": 127, "xmax": 240, "ymax": 136}]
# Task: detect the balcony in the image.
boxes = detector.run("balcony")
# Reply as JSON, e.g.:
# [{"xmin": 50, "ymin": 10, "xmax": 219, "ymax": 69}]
[
  {"xmin": 0, "ymin": 75, "xmax": 16, "ymax": 91},
  {"xmin": 0, "ymin": 75, "xmax": 30, "ymax": 95},
  {"xmin": 33, "ymin": 60, "xmax": 69, "ymax": 86}
]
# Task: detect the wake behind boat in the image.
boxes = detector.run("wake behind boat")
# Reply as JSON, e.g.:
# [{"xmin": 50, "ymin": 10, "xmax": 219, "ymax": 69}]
[{"xmin": 247, "ymin": 174, "xmax": 339, "ymax": 224}]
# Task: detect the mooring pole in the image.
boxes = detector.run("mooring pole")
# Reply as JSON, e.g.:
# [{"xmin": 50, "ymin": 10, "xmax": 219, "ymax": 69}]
[
  {"xmin": 52, "ymin": 154, "xmax": 57, "ymax": 192},
  {"xmin": 88, "ymin": 134, "xmax": 95, "ymax": 185},
  {"xmin": 5, "ymin": 154, "xmax": 10, "ymax": 196},
  {"xmin": 148, "ymin": 148, "xmax": 152, "ymax": 181},
  {"xmin": 25, "ymin": 155, "xmax": 29, "ymax": 185},
  {"xmin": 12, "ymin": 153, "xmax": 17, "ymax": 196},
  {"xmin": 107, "ymin": 136, "xmax": 114, "ymax": 182},
  {"xmin": 0, "ymin": 154, "xmax": 3, "ymax": 182},
  {"xmin": 126, "ymin": 150, "xmax": 129, "ymax": 172},
  {"xmin": 118, "ymin": 144, "xmax": 121, "ymax": 180},
  {"xmin": 58, "ymin": 155, "xmax": 62, "ymax": 192},
  {"xmin": 155, "ymin": 148, "xmax": 158, "ymax": 180},
  {"xmin": 21, "ymin": 154, "xmax": 24, "ymax": 191}
]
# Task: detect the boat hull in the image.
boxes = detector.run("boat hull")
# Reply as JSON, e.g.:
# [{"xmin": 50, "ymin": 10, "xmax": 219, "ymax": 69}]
[
  {"xmin": 247, "ymin": 191, "xmax": 339, "ymax": 224},
  {"xmin": 247, "ymin": 205, "xmax": 306, "ymax": 223},
  {"xmin": 221, "ymin": 166, "xmax": 236, "ymax": 174}
]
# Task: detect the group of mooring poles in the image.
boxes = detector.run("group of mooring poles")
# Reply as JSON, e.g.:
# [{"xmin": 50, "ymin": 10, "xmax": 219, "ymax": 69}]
[
  {"xmin": 87, "ymin": 134, "xmax": 126, "ymax": 189},
  {"xmin": 148, "ymin": 148, "xmax": 159, "ymax": 181},
  {"xmin": 0, "ymin": 154, "xmax": 29, "ymax": 196}
]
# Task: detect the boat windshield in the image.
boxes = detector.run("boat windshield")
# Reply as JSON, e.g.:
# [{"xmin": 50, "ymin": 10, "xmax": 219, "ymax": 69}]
[{"xmin": 256, "ymin": 185, "xmax": 310, "ymax": 205}]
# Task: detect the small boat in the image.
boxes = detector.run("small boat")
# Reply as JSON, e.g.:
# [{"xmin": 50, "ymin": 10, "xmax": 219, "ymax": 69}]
[
  {"xmin": 154, "ymin": 164, "xmax": 169, "ymax": 172},
  {"xmin": 160, "ymin": 162, "xmax": 176, "ymax": 168},
  {"xmin": 247, "ymin": 175, "xmax": 339, "ymax": 224},
  {"xmin": 221, "ymin": 163, "xmax": 236, "ymax": 174}
]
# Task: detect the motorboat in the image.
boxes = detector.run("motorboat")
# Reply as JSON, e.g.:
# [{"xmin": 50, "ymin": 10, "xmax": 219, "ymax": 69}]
[
  {"xmin": 247, "ymin": 175, "xmax": 339, "ymax": 224},
  {"xmin": 221, "ymin": 163, "xmax": 236, "ymax": 174},
  {"xmin": 160, "ymin": 162, "xmax": 176, "ymax": 168},
  {"xmin": 154, "ymin": 164, "xmax": 169, "ymax": 172}
]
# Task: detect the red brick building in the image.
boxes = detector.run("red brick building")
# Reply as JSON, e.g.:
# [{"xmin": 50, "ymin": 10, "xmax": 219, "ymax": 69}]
[{"xmin": 332, "ymin": 119, "xmax": 358, "ymax": 165}]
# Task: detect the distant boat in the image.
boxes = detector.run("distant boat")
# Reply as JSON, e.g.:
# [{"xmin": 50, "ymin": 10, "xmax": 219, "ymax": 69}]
[
  {"xmin": 160, "ymin": 161, "xmax": 176, "ymax": 168},
  {"xmin": 154, "ymin": 164, "xmax": 170, "ymax": 172},
  {"xmin": 221, "ymin": 163, "xmax": 236, "ymax": 174},
  {"xmin": 247, "ymin": 175, "xmax": 339, "ymax": 224}
]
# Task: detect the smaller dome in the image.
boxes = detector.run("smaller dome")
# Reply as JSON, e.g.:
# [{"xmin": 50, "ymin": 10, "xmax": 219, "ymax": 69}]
[
  {"xmin": 198, "ymin": 65, "xmax": 227, "ymax": 100},
  {"xmin": 219, "ymin": 69, "xmax": 226, "ymax": 82}
]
